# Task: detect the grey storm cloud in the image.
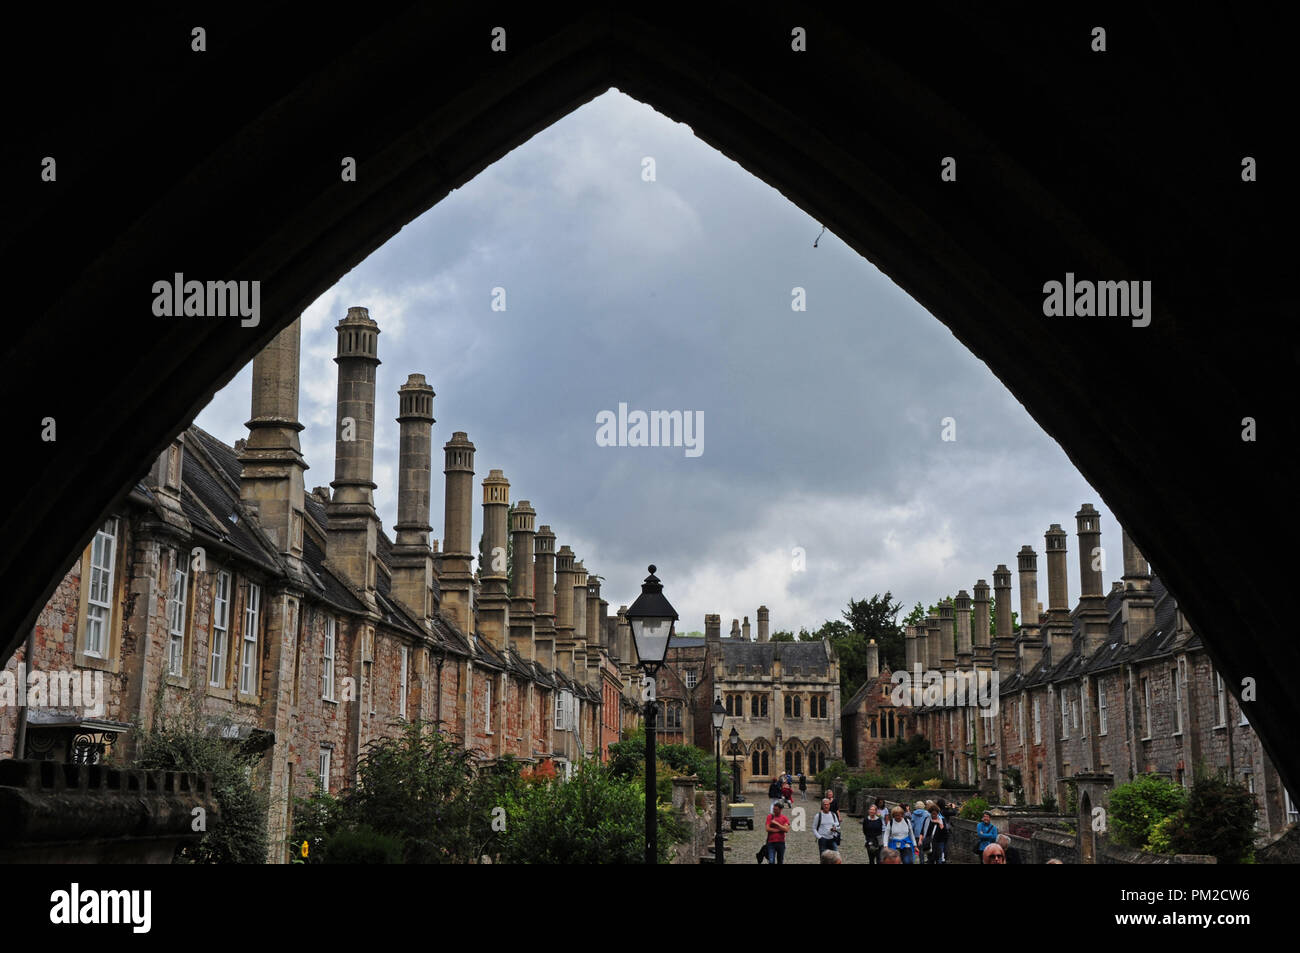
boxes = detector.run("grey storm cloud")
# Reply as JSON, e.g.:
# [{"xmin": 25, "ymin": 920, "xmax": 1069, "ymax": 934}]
[{"xmin": 197, "ymin": 89, "xmax": 1125, "ymax": 635}]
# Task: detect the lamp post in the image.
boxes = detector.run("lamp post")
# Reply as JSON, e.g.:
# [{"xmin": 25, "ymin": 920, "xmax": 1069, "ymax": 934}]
[
  {"xmin": 711, "ymin": 697, "xmax": 726, "ymax": 864},
  {"xmin": 728, "ymin": 726, "xmax": 742, "ymax": 803},
  {"xmin": 625, "ymin": 565, "xmax": 678, "ymax": 865}
]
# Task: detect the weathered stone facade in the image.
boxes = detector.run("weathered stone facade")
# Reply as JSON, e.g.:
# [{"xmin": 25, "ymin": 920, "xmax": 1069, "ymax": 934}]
[
  {"xmin": 893, "ymin": 504, "xmax": 1296, "ymax": 845},
  {"xmin": 0, "ymin": 308, "xmax": 640, "ymax": 860}
]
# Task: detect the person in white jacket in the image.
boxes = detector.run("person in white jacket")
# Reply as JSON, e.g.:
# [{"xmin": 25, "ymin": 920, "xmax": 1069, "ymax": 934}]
[
  {"xmin": 813, "ymin": 797, "xmax": 840, "ymax": 853},
  {"xmin": 883, "ymin": 806, "xmax": 917, "ymax": 864}
]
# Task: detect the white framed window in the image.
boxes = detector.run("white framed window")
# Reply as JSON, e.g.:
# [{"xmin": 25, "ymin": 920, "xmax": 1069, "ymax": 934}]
[
  {"xmin": 1033, "ymin": 698, "xmax": 1041, "ymax": 744},
  {"xmin": 1172, "ymin": 666, "xmax": 1183, "ymax": 735},
  {"xmin": 1081, "ymin": 680, "xmax": 1089, "ymax": 737},
  {"xmin": 554, "ymin": 691, "xmax": 564, "ymax": 730},
  {"xmin": 209, "ymin": 570, "xmax": 231, "ymax": 687},
  {"xmin": 1098, "ymin": 685, "xmax": 1108, "ymax": 735},
  {"xmin": 398, "ymin": 645, "xmax": 409, "ymax": 718},
  {"xmin": 318, "ymin": 747, "xmax": 331, "ymax": 793},
  {"xmin": 1142, "ymin": 676, "xmax": 1152, "ymax": 738},
  {"xmin": 1017, "ymin": 699, "xmax": 1025, "ymax": 746},
  {"xmin": 964, "ymin": 706, "xmax": 975, "ymax": 747},
  {"xmin": 322, "ymin": 616, "xmax": 336, "ymax": 701},
  {"xmin": 685, "ymin": 669, "xmax": 697, "ymax": 689},
  {"xmin": 166, "ymin": 550, "xmax": 189, "ymax": 676},
  {"xmin": 239, "ymin": 582, "xmax": 261, "ymax": 694},
  {"xmin": 1061, "ymin": 689, "xmax": 1069, "ymax": 740},
  {"xmin": 1214, "ymin": 672, "xmax": 1227, "ymax": 727},
  {"xmin": 485, "ymin": 675, "xmax": 493, "ymax": 733},
  {"xmin": 1285, "ymin": 789, "xmax": 1299, "ymax": 826},
  {"xmin": 84, "ymin": 518, "xmax": 119, "ymax": 657}
]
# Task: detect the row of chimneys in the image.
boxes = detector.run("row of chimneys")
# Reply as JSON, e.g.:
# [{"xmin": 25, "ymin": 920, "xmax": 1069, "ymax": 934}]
[
  {"xmin": 898, "ymin": 504, "xmax": 1157, "ymax": 682},
  {"xmin": 234, "ymin": 307, "xmax": 626, "ymax": 685},
  {"xmin": 702, "ymin": 607, "xmax": 771, "ymax": 643}
]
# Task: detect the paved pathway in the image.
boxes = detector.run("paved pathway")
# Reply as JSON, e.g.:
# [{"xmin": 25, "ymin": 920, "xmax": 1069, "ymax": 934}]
[{"xmin": 724, "ymin": 802, "xmax": 884, "ymax": 864}]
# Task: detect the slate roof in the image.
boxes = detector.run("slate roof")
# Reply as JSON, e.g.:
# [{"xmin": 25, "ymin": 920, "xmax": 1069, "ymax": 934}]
[{"xmin": 722, "ymin": 639, "xmax": 831, "ymax": 676}]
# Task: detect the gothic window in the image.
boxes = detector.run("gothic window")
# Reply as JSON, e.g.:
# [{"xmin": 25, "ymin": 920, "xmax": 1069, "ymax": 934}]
[
  {"xmin": 783, "ymin": 695, "xmax": 792, "ymax": 717},
  {"xmin": 752, "ymin": 746, "xmax": 770, "ymax": 776},
  {"xmin": 869, "ymin": 716, "xmax": 877, "ymax": 738},
  {"xmin": 666, "ymin": 702, "xmax": 683, "ymax": 729},
  {"xmin": 751, "ymin": 695, "xmax": 759, "ymax": 717},
  {"xmin": 793, "ymin": 696, "xmax": 802, "ymax": 718}
]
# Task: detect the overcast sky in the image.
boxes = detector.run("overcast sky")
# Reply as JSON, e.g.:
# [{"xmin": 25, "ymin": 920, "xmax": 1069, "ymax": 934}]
[{"xmin": 196, "ymin": 89, "xmax": 1125, "ymax": 637}]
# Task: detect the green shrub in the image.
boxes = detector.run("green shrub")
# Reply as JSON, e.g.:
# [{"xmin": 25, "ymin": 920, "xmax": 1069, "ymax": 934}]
[
  {"xmin": 1108, "ymin": 774, "xmax": 1188, "ymax": 849},
  {"xmin": 814, "ymin": 760, "xmax": 851, "ymax": 788},
  {"xmin": 132, "ymin": 699, "xmax": 268, "ymax": 864},
  {"xmin": 1146, "ymin": 814, "xmax": 1179, "ymax": 854},
  {"xmin": 1168, "ymin": 775, "xmax": 1257, "ymax": 863},
  {"xmin": 321, "ymin": 825, "xmax": 404, "ymax": 864},
  {"xmin": 1041, "ymin": 793, "xmax": 1058, "ymax": 812},
  {"xmin": 960, "ymin": 797, "xmax": 989, "ymax": 820}
]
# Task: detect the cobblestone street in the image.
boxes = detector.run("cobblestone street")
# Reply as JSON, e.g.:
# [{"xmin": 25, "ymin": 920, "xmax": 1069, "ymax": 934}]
[{"xmin": 723, "ymin": 802, "xmax": 895, "ymax": 865}]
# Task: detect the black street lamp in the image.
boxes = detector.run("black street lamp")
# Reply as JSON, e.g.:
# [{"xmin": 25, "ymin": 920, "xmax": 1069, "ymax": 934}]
[
  {"xmin": 711, "ymin": 696, "xmax": 727, "ymax": 864},
  {"xmin": 728, "ymin": 726, "xmax": 742, "ymax": 803},
  {"xmin": 625, "ymin": 565, "xmax": 678, "ymax": 865}
]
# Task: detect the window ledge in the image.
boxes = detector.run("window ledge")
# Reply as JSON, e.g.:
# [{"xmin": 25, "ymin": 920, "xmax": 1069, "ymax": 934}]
[
  {"xmin": 166, "ymin": 673, "xmax": 190, "ymax": 689},
  {"xmin": 76, "ymin": 652, "xmax": 118, "ymax": 674},
  {"xmin": 207, "ymin": 684, "xmax": 234, "ymax": 701},
  {"xmin": 322, "ymin": 696, "xmax": 337, "ymax": 705}
]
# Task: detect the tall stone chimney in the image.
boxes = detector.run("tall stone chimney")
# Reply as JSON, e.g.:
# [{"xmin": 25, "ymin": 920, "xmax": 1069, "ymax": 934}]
[
  {"xmin": 1043, "ymin": 524, "xmax": 1072, "ymax": 663},
  {"xmin": 327, "ymin": 307, "xmax": 381, "ymax": 611},
  {"xmin": 554, "ymin": 545, "xmax": 576, "ymax": 676},
  {"xmin": 995, "ymin": 564, "xmax": 1023, "ymax": 676},
  {"xmin": 730, "ymin": 618, "xmax": 741, "ymax": 639},
  {"xmin": 742, "ymin": 616, "xmax": 751, "ymax": 641},
  {"xmin": 439, "ymin": 431, "xmax": 476, "ymax": 633},
  {"xmin": 939, "ymin": 600, "xmax": 956, "ymax": 671},
  {"xmin": 925, "ymin": 615, "xmax": 941, "ymax": 670},
  {"xmin": 972, "ymin": 579, "xmax": 993, "ymax": 670},
  {"xmin": 1017, "ymin": 545, "xmax": 1040, "ymax": 635},
  {"xmin": 508, "ymin": 501, "xmax": 536, "ymax": 661},
  {"xmin": 477, "ymin": 469, "xmax": 511, "ymax": 650},
  {"xmin": 572, "ymin": 559, "xmax": 589, "ymax": 678},
  {"xmin": 904, "ymin": 624, "xmax": 918, "ymax": 671},
  {"xmin": 617, "ymin": 605, "xmax": 632, "ymax": 670},
  {"xmin": 390, "ymin": 374, "xmax": 435, "ymax": 620},
  {"xmin": 585, "ymin": 574, "xmax": 603, "ymax": 686},
  {"xmin": 239, "ymin": 317, "xmax": 307, "ymax": 578},
  {"xmin": 757, "ymin": 605, "xmax": 770, "ymax": 643},
  {"xmin": 1120, "ymin": 526, "xmax": 1156, "ymax": 641},
  {"xmin": 533, "ymin": 525, "xmax": 556, "ymax": 669},
  {"xmin": 1075, "ymin": 504, "xmax": 1109, "ymax": 656},
  {"xmin": 955, "ymin": 590, "xmax": 973, "ymax": 668},
  {"xmin": 866, "ymin": 638, "xmax": 880, "ymax": 682}
]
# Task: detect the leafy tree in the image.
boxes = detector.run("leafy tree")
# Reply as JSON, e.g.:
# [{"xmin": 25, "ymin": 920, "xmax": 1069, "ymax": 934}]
[
  {"xmin": 1166, "ymin": 775, "xmax": 1257, "ymax": 863},
  {"xmin": 877, "ymin": 735, "xmax": 935, "ymax": 775},
  {"xmin": 1108, "ymin": 774, "xmax": 1187, "ymax": 849},
  {"xmin": 841, "ymin": 592, "xmax": 904, "ymax": 676},
  {"xmin": 769, "ymin": 630, "xmax": 795, "ymax": 642}
]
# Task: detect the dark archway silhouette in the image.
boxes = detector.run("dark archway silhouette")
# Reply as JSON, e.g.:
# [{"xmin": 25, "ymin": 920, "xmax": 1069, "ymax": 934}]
[{"xmin": 5, "ymin": 6, "xmax": 1295, "ymax": 797}]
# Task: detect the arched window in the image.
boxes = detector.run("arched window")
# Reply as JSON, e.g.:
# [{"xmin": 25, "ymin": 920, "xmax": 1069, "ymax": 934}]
[
  {"xmin": 785, "ymin": 749, "xmax": 792, "ymax": 774},
  {"xmin": 753, "ymin": 750, "xmax": 761, "ymax": 775},
  {"xmin": 870, "ymin": 716, "xmax": 878, "ymax": 738},
  {"xmin": 784, "ymin": 695, "xmax": 792, "ymax": 717},
  {"xmin": 793, "ymin": 696, "xmax": 802, "ymax": 717},
  {"xmin": 751, "ymin": 695, "xmax": 759, "ymax": 717},
  {"xmin": 795, "ymin": 751, "xmax": 803, "ymax": 774}
]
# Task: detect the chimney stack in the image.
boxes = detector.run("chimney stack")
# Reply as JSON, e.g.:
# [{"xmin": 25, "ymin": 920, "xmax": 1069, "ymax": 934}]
[
  {"xmin": 238, "ymin": 317, "xmax": 307, "ymax": 576},
  {"xmin": 955, "ymin": 590, "xmax": 973, "ymax": 668},
  {"xmin": 757, "ymin": 605, "xmax": 770, "ymax": 643},
  {"xmin": 904, "ymin": 624, "xmax": 918, "ymax": 671},
  {"xmin": 866, "ymin": 639, "xmax": 880, "ymax": 681},
  {"xmin": 972, "ymin": 579, "xmax": 993, "ymax": 671},
  {"xmin": 1043, "ymin": 524, "xmax": 1072, "ymax": 663},
  {"xmin": 554, "ymin": 545, "xmax": 576, "ymax": 676},
  {"xmin": 390, "ymin": 374, "xmax": 436, "ymax": 620},
  {"xmin": 327, "ymin": 307, "xmax": 381, "ymax": 610},
  {"xmin": 533, "ymin": 525, "xmax": 556, "ymax": 669},
  {"xmin": 508, "ymin": 501, "xmax": 537, "ymax": 661},
  {"xmin": 730, "ymin": 618, "xmax": 741, "ymax": 639},
  {"xmin": 1120, "ymin": 526, "xmax": 1155, "ymax": 641},
  {"xmin": 1017, "ymin": 545, "xmax": 1040, "ymax": 635},
  {"xmin": 925, "ymin": 615, "xmax": 941, "ymax": 671},
  {"xmin": 742, "ymin": 616, "xmax": 751, "ymax": 641},
  {"xmin": 439, "ymin": 432, "xmax": 476, "ymax": 633},
  {"xmin": 572, "ymin": 559, "xmax": 589, "ymax": 678},
  {"xmin": 616, "ymin": 605, "xmax": 632, "ymax": 671},
  {"xmin": 585, "ymin": 574, "xmax": 603, "ymax": 686},
  {"xmin": 1075, "ymin": 504, "xmax": 1110, "ymax": 656},
  {"xmin": 477, "ymin": 469, "xmax": 511, "ymax": 649},
  {"xmin": 939, "ymin": 600, "xmax": 956, "ymax": 672},
  {"xmin": 994, "ymin": 564, "xmax": 1023, "ymax": 676}
]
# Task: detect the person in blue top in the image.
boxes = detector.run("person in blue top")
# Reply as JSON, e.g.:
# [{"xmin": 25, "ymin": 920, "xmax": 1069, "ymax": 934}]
[
  {"xmin": 910, "ymin": 800, "xmax": 929, "ymax": 842},
  {"xmin": 976, "ymin": 811, "xmax": 999, "ymax": 861}
]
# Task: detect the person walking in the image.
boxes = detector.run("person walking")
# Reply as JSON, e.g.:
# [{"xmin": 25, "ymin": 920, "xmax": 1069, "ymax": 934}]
[
  {"xmin": 976, "ymin": 811, "xmax": 999, "ymax": 861},
  {"xmin": 862, "ymin": 803, "xmax": 886, "ymax": 865},
  {"xmin": 765, "ymin": 801, "xmax": 792, "ymax": 864},
  {"xmin": 798, "ymin": 772, "xmax": 807, "ymax": 801},
  {"xmin": 781, "ymin": 776, "xmax": 794, "ymax": 807},
  {"xmin": 813, "ymin": 796, "xmax": 840, "ymax": 854},
  {"xmin": 910, "ymin": 800, "xmax": 929, "ymax": 858},
  {"xmin": 920, "ymin": 803, "xmax": 948, "ymax": 864},
  {"xmin": 767, "ymin": 776, "xmax": 783, "ymax": 813},
  {"xmin": 884, "ymin": 805, "xmax": 917, "ymax": 864}
]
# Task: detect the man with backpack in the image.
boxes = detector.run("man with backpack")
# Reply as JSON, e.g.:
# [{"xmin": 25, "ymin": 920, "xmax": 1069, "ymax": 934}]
[
  {"xmin": 813, "ymin": 796, "xmax": 841, "ymax": 854},
  {"xmin": 919, "ymin": 802, "xmax": 948, "ymax": 863}
]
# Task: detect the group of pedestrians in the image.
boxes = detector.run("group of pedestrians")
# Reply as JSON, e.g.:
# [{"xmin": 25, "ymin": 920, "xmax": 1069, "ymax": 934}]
[
  {"xmin": 756, "ymin": 773, "xmax": 831, "ymax": 864},
  {"xmin": 860, "ymin": 798, "xmax": 952, "ymax": 864}
]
